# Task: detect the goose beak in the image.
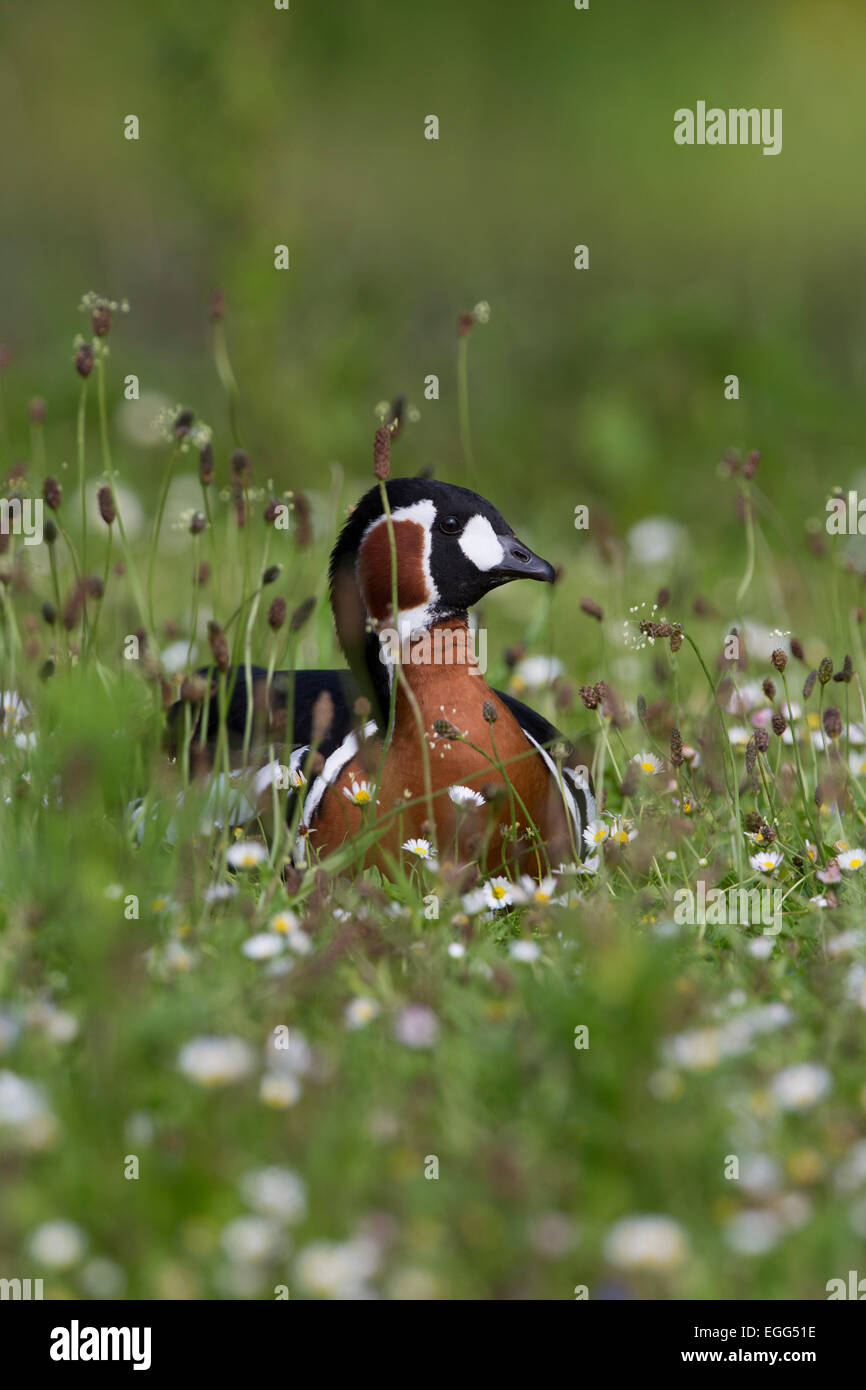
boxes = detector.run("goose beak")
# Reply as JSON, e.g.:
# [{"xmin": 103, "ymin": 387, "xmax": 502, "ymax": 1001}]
[{"xmin": 490, "ymin": 535, "xmax": 556, "ymax": 585}]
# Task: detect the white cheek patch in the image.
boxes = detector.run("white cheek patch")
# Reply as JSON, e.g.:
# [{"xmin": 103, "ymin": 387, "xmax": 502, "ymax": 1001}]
[{"xmin": 459, "ymin": 514, "xmax": 505, "ymax": 572}]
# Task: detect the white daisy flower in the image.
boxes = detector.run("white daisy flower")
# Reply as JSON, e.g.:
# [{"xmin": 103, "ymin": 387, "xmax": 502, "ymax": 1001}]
[
  {"xmin": 448, "ymin": 784, "xmax": 486, "ymax": 808},
  {"xmin": 0, "ymin": 1070, "xmax": 57, "ymax": 1149},
  {"xmin": 664, "ymin": 1028, "xmax": 722, "ymax": 1072},
  {"xmin": 510, "ymin": 655, "xmax": 564, "ymax": 693},
  {"xmin": 748, "ymin": 937, "xmax": 775, "ymax": 959},
  {"xmin": 839, "ymin": 848, "xmax": 866, "ymax": 871},
  {"xmin": 239, "ymin": 1166, "xmax": 307, "ymax": 1224},
  {"xmin": 826, "ymin": 929, "xmax": 866, "ymax": 956},
  {"xmin": 28, "ymin": 1220, "xmax": 87, "ymax": 1270},
  {"xmin": 295, "ymin": 1237, "xmax": 380, "ymax": 1300},
  {"xmin": 602, "ymin": 1215, "xmax": 688, "ymax": 1271},
  {"xmin": 578, "ymin": 854, "xmax": 600, "ymax": 875},
  {"xmin": 724, "ymin": 1210, "xmax": 783, "ymax": 1257},
  {"xmin": 220, "ymin": 1216, "xmax": 283, "ymax": 1264},
  {"xmin": 227, "ymin": 840, "xmax": 267, "ymax": 870},
  {"xmin": 344, "ymin": 996, "xmax": 381, "ymax": 1029},
  {"xmin": 270, "ymin": 910, "xmax": 300, "ymax": 935},
  {"xmin": 750, "ymin": 849, "xmax": 783, "ymax": 874},
  {"xmin": 264, "ymin": 1028, "xmax": 312, "ymax": 1077},
  {"xmin": 1, "ymin": 691, "xmax": 28, "ymax": 731},
  {"xmin": 519, "ymin": 875, "xmax": 557, "ymax": 904},
  {"xmin": 609, "ymin": 817, "xmax": 638, "ymax": 845},
  {"xmin": 342, "ymin": 779, "xmax": 376, "ymax": 806},
  {"xmin": 447, "ymin": 942, "xmax": 466, "ymax": 959},
  {"xmin": 461, "ymin": 888, "xmax": 491, "ymax": 915},
  {"xmin": 633, "ymin": 751, "xmax": 663, "ymax": 775},
  {"xmin": 627, "ymin": 516, "xmax": 686, "ymax": 566},
  {"xmin": 482, "ymin": 876, "xmax": 522, "ymax": 910},
  {"xmin": 241, "ymin": 933, "xmax": 285, "ymax": 961},
  {"xmin": 204, "ymin": 883, "xmax": 237, "ymax": 903},
  {"xmin": 286, "ymin": 928, "xmax": 313, "ymax": 955},
  {"xmin": 402, "ymin": 837, "xmax": 436, "ymax": 862},
  {"xmin": 770, "ymin": 1062, "xmax": 832, "ymax": 1111},
  {"xmin": 728, "ymin": 725, "xmax": 752, "ymax": 748},
  {"xmin": 849, "ymin": 752, "xmax": 866, "ymax": 776},
  {"xmin": 509, "ymin": 940, "xmax": 541, "ymax": 963},
  {"xmin": 259, "ymin": 1072, "xmax": 302, "ymax": 1108},
  {"xmin": 177, "ymin": 1036, "xmax": 255, "ymax": 1087},
  {"xmin": 583, "ymin": 819, "xmax": 610, "ymax": 849}
]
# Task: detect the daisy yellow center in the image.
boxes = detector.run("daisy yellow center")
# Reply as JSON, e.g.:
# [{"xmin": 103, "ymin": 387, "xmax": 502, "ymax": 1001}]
[
  {"xmin": 851, "ymin": 857, "xmax": 863, "ymax": 868},
  {"xmin": 417, "ymin": 845, "xmax": 429, "ymax": 857},
  {"xmin": 593, "ymin": 829, "xmax": 606, "ymax": 843},
  {"xmin": 534, "ymin": 890, "xmax": 550, "ymax": 902},
  {"xmin": 641, "ymin": 760, "xmax": 655, "ymax": 773},
  {"xmin": 354, "ymin": 789, "xmax": 371, "ymax": 804},
  {"xmin": 491, "ymin": 885, "xmax": 507, "ymax": 900}
]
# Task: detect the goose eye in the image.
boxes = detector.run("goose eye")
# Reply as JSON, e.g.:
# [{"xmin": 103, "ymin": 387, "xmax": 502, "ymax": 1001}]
[{"xmin": 438, "ymin": 515, "xmax": 461, "ymax": 535}]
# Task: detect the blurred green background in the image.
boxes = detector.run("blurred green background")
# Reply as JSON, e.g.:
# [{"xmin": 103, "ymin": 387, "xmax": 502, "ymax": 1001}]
[
  {"xmin": 3, "ymin": 0, "xmax": 866, "ymax": 1303},
  {"xmin": 2, "ymin": 0, "xmax": 865, "ymax": 546}
]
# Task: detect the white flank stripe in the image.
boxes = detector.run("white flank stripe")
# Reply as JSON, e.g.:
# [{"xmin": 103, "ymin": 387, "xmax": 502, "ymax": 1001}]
[
  {"xmin": 302, "ymin": 720, "xmax": 379, "ymax": 824},
  {"xmin": 518, "ymin": 726, "xmax": 596, "ymax": 855}
]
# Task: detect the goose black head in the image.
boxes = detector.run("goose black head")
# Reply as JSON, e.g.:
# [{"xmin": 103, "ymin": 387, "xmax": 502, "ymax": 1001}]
[{"xmin": 329, "ymin": 477, "xmax": 555, "ymax": 723}]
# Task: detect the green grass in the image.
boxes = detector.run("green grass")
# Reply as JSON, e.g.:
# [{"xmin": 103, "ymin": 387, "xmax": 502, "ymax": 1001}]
[{"xmin": 1, "ymin": 296, "xmax": 865, "ymax": 1301}]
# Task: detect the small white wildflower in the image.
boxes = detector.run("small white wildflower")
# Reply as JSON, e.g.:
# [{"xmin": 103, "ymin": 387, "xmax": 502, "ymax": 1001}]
[
  {"xmin": 402, "ymin": 837, "xmax": 436, "ymax": 863},
  {"xmin": 448, "ymin": 784, "xmax": 486, "ymax": 808},
  {"xmin": 295, "ymin": 1237, "xmax": 380, "ymax": 1299},
  {"xmin": 239, "ymin": 1167, "xmax": 307, "ymax": 1224},
  {"xmin": 509, "ymin": 940, "xmax": 541, "ymax": 964},
  {"xmin": 344, "ymin": 997, "xmax": 381, "ymax": 1029},
  {"xmin": 770, "ymin": 1063, "xmax": 832, "ymax": 1111},
  {"xmin": 29, "ymin": 1220, "xmax": 87, "ymax": 1270},
  {"xmin": 750, "ymin": 849, "xmax": 783, "ymax": 874},
  {"xmin": 177, "ymin": 1036, "xmax": 255, "ymax": 1087},
  {"xmin": 724, "ymin": 1210, "xmax": 783, "ymax": 1256},
  {"xmin": 519, "ymin": 875, "xmax": 557, "ymax": 904},
  {"xmin": 242, "ymin": 933, "xmax": 285, "ymax": 961},
  {"xmin": 583, "ymin": 819, "xmax": 609, "ymax": 849},
  {"xmin": 227, "ymin": 840, "xmax": 267, "ymax": 870},
  {"xmin": 633, "ymin": 751, "xmax": 663, "ymax": 775},
  {"xmin": 259, "ymin": 1072, "xmax": 302, "ymax": 1108},
  {"xmin": 220, "ymin": 1216, "xmax": 283, "ymax": 1265},
  {"xmin": 603, "ymin": 1215, "xmax": 688, "ymax": 1271},
  {"xmin": 342, "ymin": 779, "xmax": 375, "ymax": 806},
  {"xmin": 482, "ymin": 876, "xmax": 522, "ymax": 910}
]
